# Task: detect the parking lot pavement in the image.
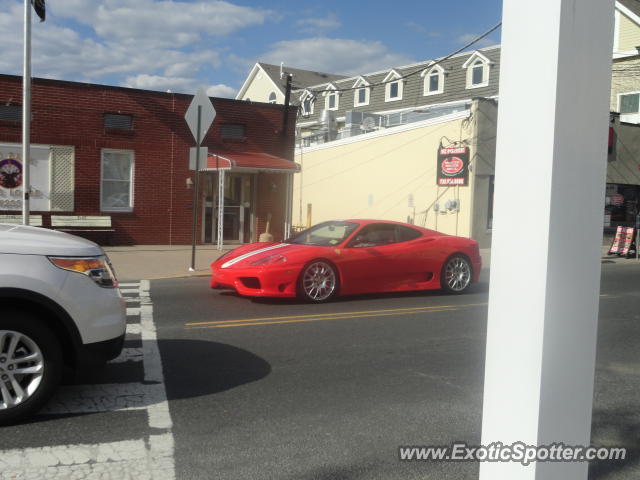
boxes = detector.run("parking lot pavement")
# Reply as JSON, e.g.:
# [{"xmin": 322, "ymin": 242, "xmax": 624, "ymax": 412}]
[
  {"xmin": 2, "ymin": 261, "xmax": 638, "ymax": 479},
  {"xmin": 0, "ymin": 281, "xmax": 176, "ymax": 480}
]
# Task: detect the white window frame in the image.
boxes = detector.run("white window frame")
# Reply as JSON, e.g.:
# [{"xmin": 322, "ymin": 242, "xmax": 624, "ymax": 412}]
[
  {"xmin": 268, "ymin": 91, "xmax": 277, "ymax": 104},
  {"xmin": 618, "ymin": 91, "xmax": 640, "ymax": 123},
  {"xmin": 421, "ymin": 64, "xmax": 445, "ymax": 96},
  {"xmin": 618, "ymin": 91, "xmax": 640, "ymax": 113},
  {"xmin": 323, "ymin": 85, "xmax": 339, "ymax": 111},
  {"xmin": 352, "ymin": 77, "xmax": 370, "ymax": 107},
  {"xmin": 462, "ymin": 51, "xmax": 492, "ymax": 89},
  {"xmin": 300, "ymin": 90, "xmax": 315, "ymax": 116},
  {"xmin": 100, "ymin": 149, "xmax": 134, "ymax": 212},
  {"xmin": 383, "ymin": 70, "xmax": 404, "ymax": 102}
]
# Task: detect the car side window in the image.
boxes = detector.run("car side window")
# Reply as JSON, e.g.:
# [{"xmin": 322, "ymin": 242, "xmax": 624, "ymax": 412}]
[
  {"xmin": 395, "ymin": 225, "xmax": 422, "ymax": 242},
  {"xmin": 349, "ymin": 224, "xmax": 398, "ymax": 248}
]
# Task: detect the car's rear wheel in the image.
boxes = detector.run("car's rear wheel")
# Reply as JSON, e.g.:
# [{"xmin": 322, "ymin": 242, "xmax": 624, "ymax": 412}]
[
  {"xmin": 0, "ymin": 312, "xmax": 63, "ymax": 425},
  {"xmin": 298, "ymin": 260, "xmax": 339, "ymax": 302},
  {"xmin": 440, "ymin": 254, "xmax": 472, "ymax": 294}
]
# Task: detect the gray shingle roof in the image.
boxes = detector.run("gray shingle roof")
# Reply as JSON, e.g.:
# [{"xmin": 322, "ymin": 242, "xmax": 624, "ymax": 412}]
[
  {"xmin": 293, "ymin": 45, "xmax": 501, "ymax": 124},
  {"xmin": 258, "ymin": 63, "xmax": 348, "ymax": 95},
  {"xmin": 619, "ymin": 0, "xmax": 640, "ymax": 18}
]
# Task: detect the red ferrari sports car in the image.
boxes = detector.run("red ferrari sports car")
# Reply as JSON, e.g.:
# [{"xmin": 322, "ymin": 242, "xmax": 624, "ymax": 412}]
[{"xmin": 210, "ymin": 219, "xmax": 481, "ymax": 302}]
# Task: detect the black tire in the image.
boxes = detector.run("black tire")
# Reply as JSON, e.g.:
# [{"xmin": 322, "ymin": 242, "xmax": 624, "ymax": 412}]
[
  {"xmin": 0, "ymin": 312, "xmax": 63, "ymax": 425},
  {"xmin": 297, "ymin": 260, "xmax": 340, "ymax": 302},
  {"xmin": 440, "ymin": 254, "xmax": 473, "ymax": 294}
]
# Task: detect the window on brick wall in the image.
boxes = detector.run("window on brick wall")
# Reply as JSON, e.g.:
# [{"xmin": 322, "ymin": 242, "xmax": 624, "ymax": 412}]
[
  {"xmin": 101, "ymin": 149, "xmax": 134, "ymax": 212},
  {"xmin": 104, "ymin": 113, "xmax": 134, "ymax": 130},
  {"xmin": 0, "ymin": 105, "xmax": 22, "ymax": 122},
  {"xmin": 220, "ymin": 124, "xmax": 246, "ymax": 139}
]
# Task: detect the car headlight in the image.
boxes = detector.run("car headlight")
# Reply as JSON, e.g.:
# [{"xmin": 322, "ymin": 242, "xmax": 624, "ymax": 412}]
[
  {"xmin": 48, "ymin": 255, "xmax": 119, "ymax": 288},
  {"xmin": 250, "ymin": 254, "xmax": 287, "ymax": 266}
]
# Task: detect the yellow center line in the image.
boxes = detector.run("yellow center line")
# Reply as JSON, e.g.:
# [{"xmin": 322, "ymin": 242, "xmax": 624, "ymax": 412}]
[
  {"xmin": 186, "ymin": 307, "xmax": 461, "ymax": 329},
  {"xmin": 185, "ymin": 302, "xmax": 488, "ymax": 327}
]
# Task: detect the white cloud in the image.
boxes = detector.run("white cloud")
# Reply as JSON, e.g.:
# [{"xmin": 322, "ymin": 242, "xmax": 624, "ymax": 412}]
[
  {"xmin": 0, "ymin": 0, "xmax": 250, "ymax": 90},
  {"xmin": 121, "ymin": 76, "xmax": 236, "ymax": 97},
  {"xmin": 49, "ymin": 0, "xmax": 271, "ymax": 48},
  {"xmin": 296, "ymin": 13, "xmax": 341, "ymax": 34},
  {"xmin": 259, "ymin": 37, "xmax": 414, "ymax": 76},
  {"xmin": 456, "ymin": 34, "xmax": 495, "ymax": 48},
  {"xmin": 123, "ymin": 74, "xmax": 196, "ymax": 92},
  {"xmin": 206, "ymin": 84, "xmax": 237, "ymax": 98}
]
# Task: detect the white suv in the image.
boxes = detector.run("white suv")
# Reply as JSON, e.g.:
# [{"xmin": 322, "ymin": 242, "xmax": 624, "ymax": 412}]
[{"xmin": 0, "ymin": 223, "xmax": 126, "ymax": 424}]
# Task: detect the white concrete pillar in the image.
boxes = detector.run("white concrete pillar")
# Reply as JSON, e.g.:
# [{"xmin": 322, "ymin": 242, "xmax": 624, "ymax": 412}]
[{"xmin": 480, "ymin": 1, "xmax": 614, "ymax": 479}]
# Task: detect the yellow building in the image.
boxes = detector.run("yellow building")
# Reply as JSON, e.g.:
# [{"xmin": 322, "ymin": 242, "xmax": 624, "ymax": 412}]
[{"xmin": 294, "ymin": 99, "xmax": 498, "ymax": 248}]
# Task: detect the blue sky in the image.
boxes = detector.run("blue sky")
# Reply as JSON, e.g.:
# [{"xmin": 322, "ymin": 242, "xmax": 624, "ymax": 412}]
[{"xmin": 0, "ymin": 0, "xmax": 503, "ymax": 98}]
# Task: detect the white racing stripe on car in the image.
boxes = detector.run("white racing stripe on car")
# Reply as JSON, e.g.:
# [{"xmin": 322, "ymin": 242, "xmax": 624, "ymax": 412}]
[{"xmin": 221, "ymin": 243, "xmax": 288, "ymax": 269}]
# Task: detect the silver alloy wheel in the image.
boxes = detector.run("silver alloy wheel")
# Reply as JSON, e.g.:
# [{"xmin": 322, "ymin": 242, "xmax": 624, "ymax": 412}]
[
  {"xmin": 444, "ymin": 256, "xmax": 472, "ymax": 292},
  {"xmin": 0, "ymin": 330, "xmax": 44, "ymax": 410},
  {"xmin": 302, "ymin": 261, "xmax": 337, "ymax": 301}
]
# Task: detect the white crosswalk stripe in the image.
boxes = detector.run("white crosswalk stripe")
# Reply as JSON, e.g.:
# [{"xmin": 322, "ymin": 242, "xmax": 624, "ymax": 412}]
[{"xmin": 0, "ymin": 279, "xmax": 176, "ymax": 479}]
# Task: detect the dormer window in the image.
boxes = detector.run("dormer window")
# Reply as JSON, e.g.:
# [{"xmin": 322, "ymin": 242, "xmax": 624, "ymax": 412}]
[
  {"xmin": 422, "ymin": 64, "xmax": 445, "ymax": 96},
  {"xmin": 463, "ymin": 51, "xmax": 492, "ymax": 89},
  {"xmin": 300, "ymin": 91, "xmax": 315, "ymax": 115},
  {"xmin": 352, "ymin": 76, "xmax": 370, "ymax": 107},
  {"xmin": 383, "ymin": 70, "xmax": 403, "ymax": 102},
  {"xmin": 323, "ymin": 84, "xmax": 339, "ymax": 111},
  {"xmin": 471, "ymin": 61, "xmax": 484, "ymax": 84}
]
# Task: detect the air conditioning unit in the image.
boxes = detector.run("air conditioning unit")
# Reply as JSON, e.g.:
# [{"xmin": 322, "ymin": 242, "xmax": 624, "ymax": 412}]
[{"xmin": 345, "ymin": 111, "xmax": 384, "ymax": 131}]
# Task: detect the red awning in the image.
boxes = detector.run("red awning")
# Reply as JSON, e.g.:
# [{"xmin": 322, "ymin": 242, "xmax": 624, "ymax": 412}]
[{"xmin": 201, "ymin": 152, "xmax": 300, "ymax": 173}]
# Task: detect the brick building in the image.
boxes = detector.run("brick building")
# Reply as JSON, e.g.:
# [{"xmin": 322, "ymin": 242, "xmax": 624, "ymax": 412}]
[{"xmin": 0, "ymin": 74, "xmax": 298, "ymax": 245}]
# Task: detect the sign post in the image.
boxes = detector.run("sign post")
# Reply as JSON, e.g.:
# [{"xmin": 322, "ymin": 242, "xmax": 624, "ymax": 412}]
[{"xmin": 184, "ymin": 87, "xmax": 216, "ymax": 271}]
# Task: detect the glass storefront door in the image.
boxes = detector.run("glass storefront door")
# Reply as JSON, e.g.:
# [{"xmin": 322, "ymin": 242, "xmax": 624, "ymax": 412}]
[{"xmin": 203, "ymin": 172, "xmax": 254, "ymax": 244}]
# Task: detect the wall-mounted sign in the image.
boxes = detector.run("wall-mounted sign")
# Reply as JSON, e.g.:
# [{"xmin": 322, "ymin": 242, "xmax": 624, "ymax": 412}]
[
  {"xmin": 0, "ymin": 158, "xmax": 22, "ymax": 189},
  {"xmin": 0, "ymin": 144, "xmax": 51, "ymax": 211},
  {"xmin": 437, "ymin": 146, "xmax": 469, "ymax": 186}
]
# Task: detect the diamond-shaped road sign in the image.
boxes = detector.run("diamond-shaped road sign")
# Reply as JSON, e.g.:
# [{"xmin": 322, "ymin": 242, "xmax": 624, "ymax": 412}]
[{"xmin": 184, "ymin": 87, "xmax": 216, "ymax": 145}]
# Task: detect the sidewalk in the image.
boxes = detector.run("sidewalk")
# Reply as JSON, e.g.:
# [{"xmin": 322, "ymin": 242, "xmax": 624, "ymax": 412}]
[
  {"xmin": 104, "ymin": 245, "xmax": 233, "ymax": 281},
  {"xmin": 103, "ymin": 244, "xmax": 638, "ymax": 282}
]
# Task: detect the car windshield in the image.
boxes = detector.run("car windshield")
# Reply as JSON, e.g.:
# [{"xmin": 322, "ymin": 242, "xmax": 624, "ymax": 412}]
[{"xmin": 286, "ymin": 221, "xmax": 359, "ymax": 246}]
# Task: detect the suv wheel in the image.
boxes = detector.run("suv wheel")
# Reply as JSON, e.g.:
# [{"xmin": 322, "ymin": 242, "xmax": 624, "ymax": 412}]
[{"xmin": 0, "ymin": 312, "xmax": 63, "ymax": 425}]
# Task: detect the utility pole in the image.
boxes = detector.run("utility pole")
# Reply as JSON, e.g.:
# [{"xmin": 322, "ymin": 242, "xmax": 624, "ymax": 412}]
[{"xmin": 22, "ymin": 0, "xmax": 32, "ymax": 226}]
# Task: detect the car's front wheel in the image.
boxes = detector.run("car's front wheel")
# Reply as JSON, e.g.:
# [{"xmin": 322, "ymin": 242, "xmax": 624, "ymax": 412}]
[
  {"xmin": 0, "ymin": 312, "xmax": 63, "ymax": 425},
  {"xmin": 298, "ymin": 260, "xmax": 339, "ymax": 302},
  {"xmin": 440, "ymin": 254, "xmax": 473, "ymax": 294}
]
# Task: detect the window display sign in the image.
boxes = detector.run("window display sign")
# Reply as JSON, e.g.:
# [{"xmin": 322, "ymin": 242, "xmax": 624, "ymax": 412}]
[
  {"xmin": 437, "ymin": 146, "xmax": 469, "ymax": 186},
  {"xmin": 608, "ymin": 225, "xmax": 636, "ymax": 256},
  {"xmin": 0, "ymin": 143, "xmax": 51, "ymax": 211}
]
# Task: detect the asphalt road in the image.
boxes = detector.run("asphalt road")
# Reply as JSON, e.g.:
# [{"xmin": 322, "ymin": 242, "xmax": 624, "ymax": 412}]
[{"xmin": 1, "ymin": 263, "xmax": 639, "ymax": 479}]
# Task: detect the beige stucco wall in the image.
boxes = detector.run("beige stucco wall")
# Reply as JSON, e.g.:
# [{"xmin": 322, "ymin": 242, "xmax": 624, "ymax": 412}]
[
  {"xmin": 293, "ymin": 110, "xmax": 493, "ymax": 243},
  {"xmin": 618, "ymin": 12, "xmax": 640, "ymax": 52},
  {"xmin": 240, "ymin": 70, "xmax": 284, "ymax": 103}
]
